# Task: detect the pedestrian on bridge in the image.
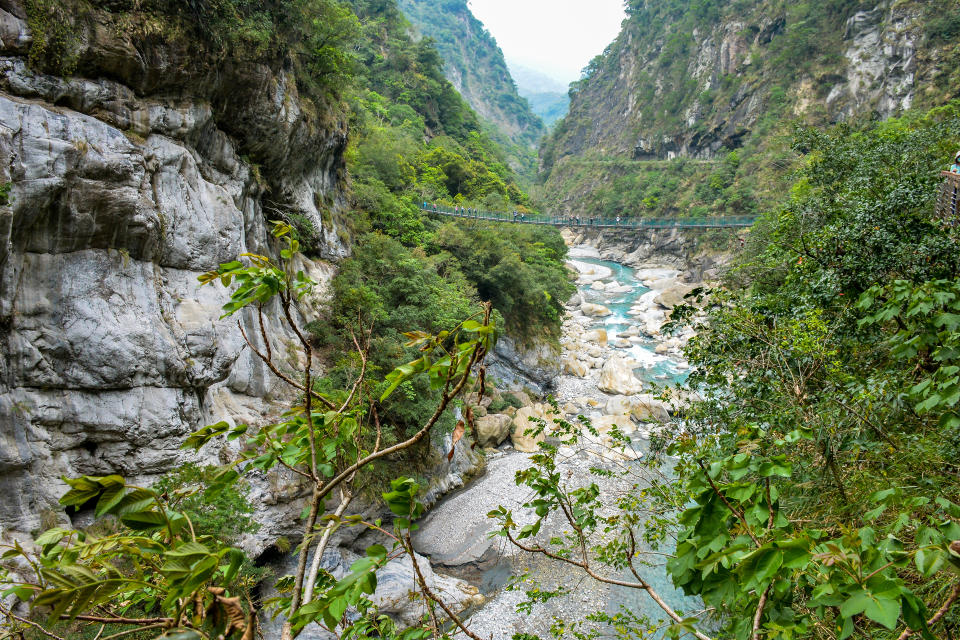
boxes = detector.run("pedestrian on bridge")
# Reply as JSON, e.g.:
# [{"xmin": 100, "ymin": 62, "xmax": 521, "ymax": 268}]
[
  {"xmin": 616, "ymin": 215, "xmax": 621, "ymax": 225},
  {"xmin": 951, "ymin": 151, "xmax": 960, "ymax": 174}
]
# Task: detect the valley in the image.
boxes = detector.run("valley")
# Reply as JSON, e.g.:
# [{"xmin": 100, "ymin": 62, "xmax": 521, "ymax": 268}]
[{"xmin": 1, "ymin": 0, "xmax": 960, "ymax": 639}]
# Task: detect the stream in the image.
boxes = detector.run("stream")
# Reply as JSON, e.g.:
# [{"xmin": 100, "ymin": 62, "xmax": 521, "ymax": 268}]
[{"xmin": 412, "ymin": 245, "xmax": 703, "ymax": 638}]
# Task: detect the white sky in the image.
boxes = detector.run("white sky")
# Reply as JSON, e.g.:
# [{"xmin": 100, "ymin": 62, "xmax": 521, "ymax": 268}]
[{"xmin": 468, "ymin": 0, "xmax": 626, "ymax": 85}]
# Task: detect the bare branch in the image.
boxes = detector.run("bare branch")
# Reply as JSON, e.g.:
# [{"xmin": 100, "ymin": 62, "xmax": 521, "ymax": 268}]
[
  {"xmin": 237, "ymin": 320, "xmax": 336, "ymax": 411},
  {"xmin": 505, "ymin": 530, "xmax": 712, "ymax": 640},
  {"xmin": 1, "ymin": 602, "xmax": 67, "ymax": 640},
  {"xmin": 405, "ymin": 534, "xmax": 485, "ymax": 640},
  {"xmin": 100, "ymin": 623, "xmax": 167, "ymax": 640}
]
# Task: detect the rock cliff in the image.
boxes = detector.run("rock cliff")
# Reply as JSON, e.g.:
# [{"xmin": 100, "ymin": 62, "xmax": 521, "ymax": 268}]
[
  {"xmin": 540, "ymin": 0, "xmax": 960, "ymax": 215},
  {"xmin": 0, "ymin": 0, "xmax": 348, "ymax": 534}
]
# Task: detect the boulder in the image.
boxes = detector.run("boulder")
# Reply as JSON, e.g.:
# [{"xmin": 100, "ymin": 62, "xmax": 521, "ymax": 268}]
[
  {"xmin": 590, "ymin": 280, "xmax": 606, "ymax": 291},
  {"xmin": 631, "ymin": 395, "xmax": 672, "ymax": 422},
  {"xmin": 511, "ymin": 404, "xmax": 559, "ymax": 452},
  {"xmin": 593, "ymin": 414, "xmax": 635, "ymax": 434},
  {"xmin": 597, "ymin": 357, "xmax": 644, "ymax": 396},
  {"xmin": 587, "ymin": 346, "xmax": 604, "ymax": 358},
  {"xmin": 563, "ymin": 358, "xmax": 589, "ymax": 378},
  {"xmin": 507, "ymin": 390, "xmax": 533, "ymax": 408},
  {"xmin": 581, "ymin": 303, "xmax": 612, "ymax": 317},
  {"xmin": 474, "ymin": 414, "xmax": 513, "ymax": 448},
  {"xmin": 583, "ymin": 328, "xmax": 608, "ymax": 346},
  {"xmin": 604, "ymin": 394, "xmax": 671, "ymax": 422},
  {"xmin": 605, "ymin": 395, "xmax": 636, "ymax": 416},
  {"xmin": 469, "ymin": 404, "xmax": 487, "ymax": 418},
  {"xmin": 562, "ymin": 402, "xmax": 579, "ymax": 416},
  {"xmin": 655, "ymin": 283, "xmax": 697, "ymax": 309}
]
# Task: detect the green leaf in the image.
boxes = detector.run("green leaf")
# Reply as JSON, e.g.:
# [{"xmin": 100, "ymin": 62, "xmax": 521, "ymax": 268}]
[
  {"xmin": 902, "ymin": 592, "xmax": 936, "ymax": 640},
  {"xmin": 915, "ymin": 547, "xmax": 946, "ymax": 577},
  {"xmin": 864, "ymin": 594, "xmax": 901, "ymax": 630},
  {"xmin": 840, "ymin": 590, "xmax": 871, "ymax": 618}
]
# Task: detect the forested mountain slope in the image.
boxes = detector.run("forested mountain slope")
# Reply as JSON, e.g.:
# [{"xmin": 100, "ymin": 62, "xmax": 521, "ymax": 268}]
[
  {"xmin": 540, "ymin": 0, "xmax": 960, "ymax": 217},
  {"xmin": 0, "ymin": 0, "xmax": 563, "ymax": 539},
  {"xmin": 397, "ymin": 0, "xmax": 545, "ymax": 177}
]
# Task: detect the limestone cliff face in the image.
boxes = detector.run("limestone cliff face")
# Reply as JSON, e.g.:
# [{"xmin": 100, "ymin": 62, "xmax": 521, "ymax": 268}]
[
  {"xmin": 0, "ymin": 1, "xmax": 348, "ymax": 533},
  {"xmin": 542, "ymin": 0, "xmax": 957, "ymax": 175}
]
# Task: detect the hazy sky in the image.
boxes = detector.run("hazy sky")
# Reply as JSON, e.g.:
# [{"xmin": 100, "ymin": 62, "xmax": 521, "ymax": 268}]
[{"xmin": 468, "ymin": 0, "xmax": 626, "ymax": 86}]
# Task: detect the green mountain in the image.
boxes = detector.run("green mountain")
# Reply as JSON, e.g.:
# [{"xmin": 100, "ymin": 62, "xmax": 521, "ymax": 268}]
[
  {"xmin": 540, "ymin": 0, "xmax": 960, "ymax": 217},
  {"xmin": 397, "ymin": 0, "xmax": 546, "ymax": 177}
]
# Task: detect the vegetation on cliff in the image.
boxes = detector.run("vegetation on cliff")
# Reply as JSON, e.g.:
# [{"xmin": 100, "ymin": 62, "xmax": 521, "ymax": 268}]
[
  {"xmin": 0, "ymin": 222, "xmax": 497, "ymax": 640},
  {"xmin": 397, "ymin": 0, "xmax": 546, "ymax": 180},
  {"xmin": 305, "ymin": 0, "xmax": 572, "ymax": 443},
  {"xmin": 540, "ymin": 0, "xmax": 960, "ymax": 218}
]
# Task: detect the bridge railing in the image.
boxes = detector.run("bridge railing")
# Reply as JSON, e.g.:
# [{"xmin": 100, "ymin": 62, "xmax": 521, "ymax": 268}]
[
  {"xmin": 938, "ymin": 172, "xmax": 960, "ymax": 223},
  {"xmin": 418, "ymin": 204, "xmax": 757, "ymax": 228}
]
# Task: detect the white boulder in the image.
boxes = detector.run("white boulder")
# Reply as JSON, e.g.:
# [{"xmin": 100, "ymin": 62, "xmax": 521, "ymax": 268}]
[
  {"xmin": 581, "ymin": 303, "xmax": 612, "ymax": 317},
  {"xmin": 597, "ymin": 357, "xmax": 644, "ymax": 396}
]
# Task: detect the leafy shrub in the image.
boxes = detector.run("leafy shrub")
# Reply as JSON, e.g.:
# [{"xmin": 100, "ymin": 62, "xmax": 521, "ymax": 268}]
[{"xmin": 153, "ymin": 463, "xmax": 259, "ymax": 543}]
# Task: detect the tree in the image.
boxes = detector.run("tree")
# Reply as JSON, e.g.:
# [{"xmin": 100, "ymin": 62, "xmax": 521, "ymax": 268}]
[{"xmin": 486, "ymin": 107, "xmax": 960, "ymax": 640}]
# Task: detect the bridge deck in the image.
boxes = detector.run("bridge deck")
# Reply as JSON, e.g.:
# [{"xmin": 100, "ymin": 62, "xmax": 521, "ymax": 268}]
[{"xmin": 421, "ymin": 205, "xmax": 757, "ymax": 229}]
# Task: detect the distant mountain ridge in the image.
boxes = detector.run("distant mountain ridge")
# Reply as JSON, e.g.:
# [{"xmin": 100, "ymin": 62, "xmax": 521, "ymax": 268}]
[
  {"xmin": 398, "ymin": 0, "xmax": 546, "ymax": 166},
  {"xmin": 508, "ymin": 62, "xmax": 570, "ymax": 126}
]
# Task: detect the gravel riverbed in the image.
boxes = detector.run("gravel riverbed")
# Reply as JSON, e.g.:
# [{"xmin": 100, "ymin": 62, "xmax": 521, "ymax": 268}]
[{"xmin": 410, "ymin": 244, "xmax": 704, "ymax": 638}]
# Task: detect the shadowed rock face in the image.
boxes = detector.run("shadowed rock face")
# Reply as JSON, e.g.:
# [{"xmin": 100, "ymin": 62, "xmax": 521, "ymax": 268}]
[{"xmin": 0, "ymin": 1, "xmax": 348, "ymax": 534}]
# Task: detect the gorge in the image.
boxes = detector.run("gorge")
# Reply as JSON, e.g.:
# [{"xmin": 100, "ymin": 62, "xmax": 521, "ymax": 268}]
[{"xmin": 2, "ymin": 1, "xmax": 960, "ymax": 639}]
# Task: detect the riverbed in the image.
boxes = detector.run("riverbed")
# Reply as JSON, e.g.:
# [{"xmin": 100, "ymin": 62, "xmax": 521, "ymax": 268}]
[{"xmin": 412, "ymin": 245, "xmax": 702, "ymax": 638}]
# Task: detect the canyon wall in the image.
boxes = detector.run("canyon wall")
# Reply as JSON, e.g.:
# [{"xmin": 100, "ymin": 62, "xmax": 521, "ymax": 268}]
[{"xmin": 0, "ymin": 0, "xmax": 349, "ymax": 534}]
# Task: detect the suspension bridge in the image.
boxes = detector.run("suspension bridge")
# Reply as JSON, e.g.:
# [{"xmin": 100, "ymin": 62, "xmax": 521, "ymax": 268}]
[{"xmin": 420, "ymin": 205, "xmax": 758, "ymax": 229}]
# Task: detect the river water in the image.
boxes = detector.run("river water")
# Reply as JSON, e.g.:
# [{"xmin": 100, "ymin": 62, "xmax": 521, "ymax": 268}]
[{"xmin": 413, "ymin": 246, "xmax": 703, "ymax": 638}]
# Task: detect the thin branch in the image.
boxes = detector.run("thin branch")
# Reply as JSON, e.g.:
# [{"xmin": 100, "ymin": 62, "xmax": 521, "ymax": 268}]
[
  {"xmin": 697, "ymin": 459, "xmax": 761, "ymax": 545},
  {"xmin": 507, "ymin": 530, "xmax": 713, "ymax": 640},
  {"xmin": 897, "ymin": 581, "xmax": 960, "ymax": 640},
  {"xmin": 752, "ymin": 584, "xmax": 772, "ymax": 640},
  {"xmin": 304, "ymin": 489, "xmax": 354, "ymax": 603},
  {"xmin": 237, "ymin": 320, "xmax": 336, "ymax": 411},
  {"xmin": 405, "ymin": 535, "xmax": 485, "ymax": 640},
  {"xmin": 100, "ymin": 623, "xmax": 167, "ymax": 640},
  {"xmin": 66, "ymin": 615, "xmax": 174, "ymax": 625},
  {"xmin": 625, "ymin": 530, "xmax": 714, "ymax": 640},
  {"xmin": 1, "ymin": 602, "xmax": 67, "ymax": 640},
  {"xmin": 257, "ymin": 304, "xmax": 273, "ymax": 364},
  {"xmin": 314, "ymin": 309, "xmax": 489, "ymax": 507}
]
